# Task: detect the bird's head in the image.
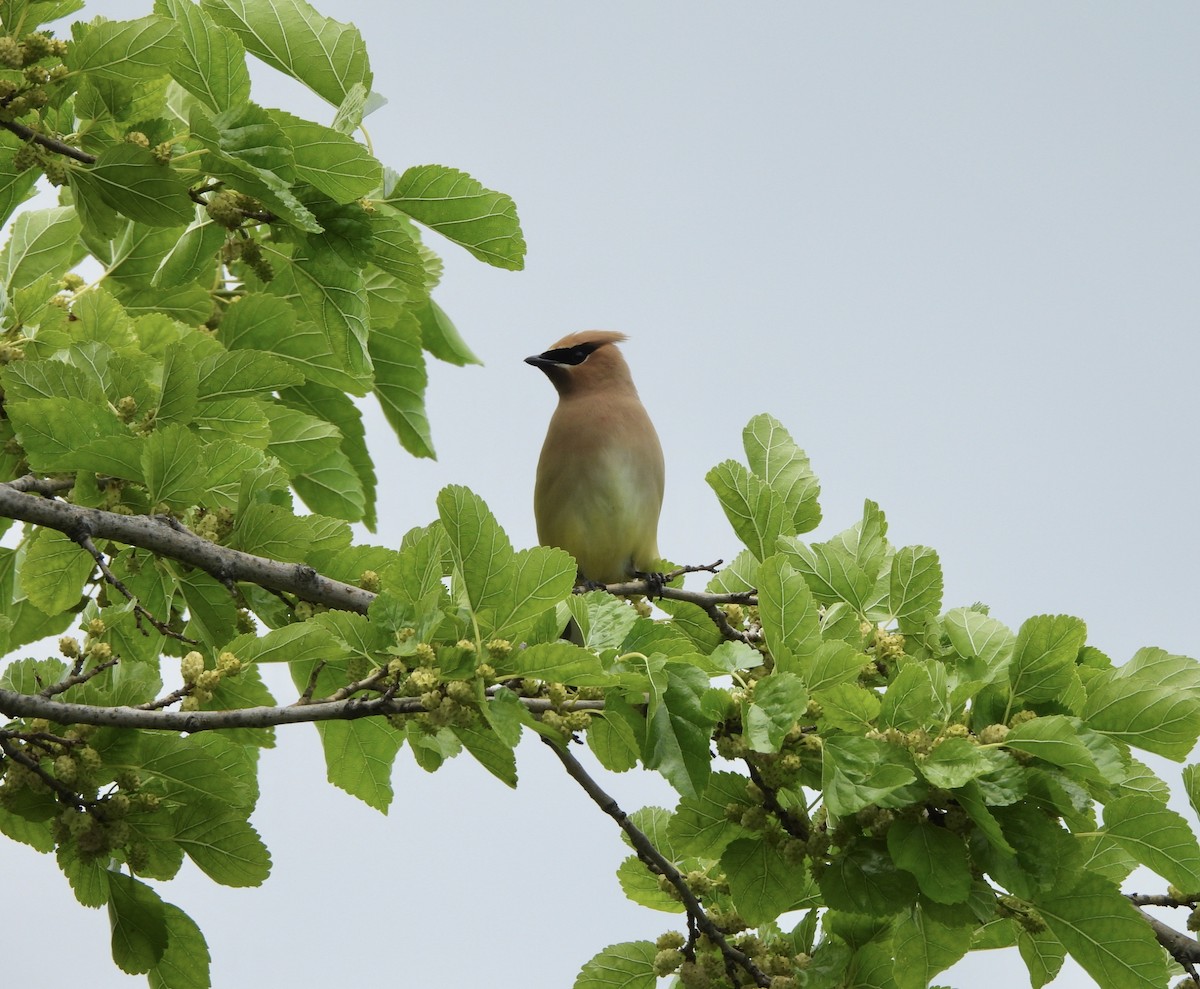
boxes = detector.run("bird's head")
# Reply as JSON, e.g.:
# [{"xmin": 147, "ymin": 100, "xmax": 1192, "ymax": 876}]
[{"xmin": 525, "ymin": 330, "xmax": 635, "ymax": 398}]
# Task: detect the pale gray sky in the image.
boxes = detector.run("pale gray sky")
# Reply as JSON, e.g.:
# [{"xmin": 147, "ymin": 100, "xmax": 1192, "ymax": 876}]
[{"xmin": 6, "ymin": 3, "xmax": 1199, "ymax": 987}]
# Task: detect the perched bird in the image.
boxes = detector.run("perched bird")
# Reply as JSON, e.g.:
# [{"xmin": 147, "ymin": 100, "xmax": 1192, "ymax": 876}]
[{"xmin": 526, "ymin": 331, "xmax": 665, "ymax": 586}]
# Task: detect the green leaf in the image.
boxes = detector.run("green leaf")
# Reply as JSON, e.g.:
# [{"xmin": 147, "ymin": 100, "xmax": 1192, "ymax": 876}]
[
  {"xmin": 916, "ymin": 737, "xmax": 1016, "ymax": 790},
  {"xmin": 174, "ymin": 803, "xmax": 271, "ymax": 886},
  {"xmin": 743, "ymin": 672, "xmax": 806, "ymax": 753},
  {"xmin": 453, "ymin": 722, "xmax": 518, "ymax": 788},
  {"xmin": 19, "ymin": 527, "xmax": 92, "ymax": 614},
  {"xmin": 615, "ymin": 853, "xmax": 684, "ymax": 912},
  {"xmin": 781, "ymin": 538, "xmax": 875, "ymax": 612},
  {"xmin": 586, "ymin": 711, "xmax": 641, "ymax": 773},
  {"xmin": 413, "ymin": 297, "xmax": 480, "ymax": 366},
  {"xmin": 1083, "ymin": 667, "xmax": 1200, "ymax": 761},
  {"xmin": 822, "ymin": 736, "xmax": 919, "ymax": 818},
  {"xmin": 572, "ymin": 941, "xmax": 657, "ymax": 989},
  {"xmin": 817, "ymin": 837, "xmax": 917, "ymax": 914},
  {"xmin": 667, "ymin": 770, "xmax": 756, "ymax": 859},
  {"xmin": 148, "ymin": 904, "xmax": 212, "ymax": 989},
  {"xmin": 82, "ymin": 144, "xmax": 194, "ymax": 227},
  {"xmin": 742, "ymin": 413, "xmax": 821, "ymax": 533},
  {"xmin": 814, "ymin": 682, "xmax": 880, "ymax": 731},
  {"xmin": 722, "ymin": 835, "xmax": 813, "ymax": 925},
  {"xmin": 153, "ymin": 215, "xmax": 225, "ymax": 288},
  {"xmin": 891, "ymin": 904, "xmax": 972, "ymax": 989},
  {"xmin": 370, "ymin": 308, "xmax": 433, "ymax": 457},
  {"xmin": 437, "ymin": 485, "xmax": 514, "ymax": 618},
  {"xmin": 139, "ymin": 733, "xmax": 255, "ymax": 809},
  {"xmin": 1017, "ymin": 926, "xmax": 1067, "ymax": 989},
  {"xmin": 225, "ymin": 620, "xmax": 346, "ymax": 665},
  {"xmin": 706, "ymin": 459, "xmax": 789, "ymax": 561},
  {"xmin": 879, "ymin": 662, "xmax": 944, "ymax": 732},
  {"xmin": 807, "ymin": 640, "xmax": 868, "ymax": 692},
  {"xmin": 0, "ymin": 205, "xmax": 82, "ymax": 292},
  {"xmin": 1103, "ymin": 795, "xmax": 1200, "ymax": 891},
  {"xmin": 199, "ymin": 349, "xmax": 304, "ymax": 401},
  {"xmin": 889, "ymin": 546, "xmax": 943, "ymax": 635},
  {"xmin": 492, "ymin": 545, "xmax": 577, "ymax": 644},
  {"xmin": 157, "ymin": 0, "xmax": 250, "ymax": 111},
  {"xmin": 1116, "ymin": 646, "xmax": 1200, "ymax": 696},
  {"xmin": 1004, "ymin": 716, "xmax": 1105, "ymax": 784},
  {"xmin": 141, "ymin": 423, "xmax": 204, "ymax": 508},
  {"xmin": 0, "ymin": 147, "xmax": 39, "ymax": 231},
  {"xmin": 274, "ymin": 110, "xmax": 381, "ymax": 203},
  {"xmin": 644, "ymin": 664, "xmax": 715, "ymax": 798},
  {"xmin": 68, "ymin": 13, "xmax": 182, "ymax": 79},
  {"xmin": 268, "ymin": 252, "xmax": 372, "ymax": 394},
  {"xmin": 756, "ymin": 553, "xmax": 820, "ymax": 675},
  {"xmin": 886, "ymin": 818, "xmax": 971, "ymax": 905},
  {"xmin": 1185, "ymin": 763, "xmax": 1200, "ymax": 821},
  {"xmin": 943, "ymin": 607, "xmax": 1014, "ymax": 670},
  {"xmin": 1034, "ymin": 873, "xmax": 1166, "ymax": 989},
  {"xmin": 317, "ymin": 718, "xmax": 403, "ymax": 811},
  {"xmin": 201, "ymin": 0, "xmax": 372, "ymax": 107},
  {"xmin": 386, "ymin": 164, "xmax": 525, "ymax": 270},
  {"xmin": 106, "ymin": 871, "xmax": 169, "ymax": 974},
  {"xmin": 1008, "ymin": 614, "xmax": 1087, "ymax": 705}
]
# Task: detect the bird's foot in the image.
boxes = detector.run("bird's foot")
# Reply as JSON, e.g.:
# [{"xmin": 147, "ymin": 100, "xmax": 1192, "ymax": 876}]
[
  {"xmin": 574, "ymin": 578, "xmax": 609, "ymax": 593},
  {"xmin": 634, "ymin": 570, "xmax": 667, "ymax": 598}
]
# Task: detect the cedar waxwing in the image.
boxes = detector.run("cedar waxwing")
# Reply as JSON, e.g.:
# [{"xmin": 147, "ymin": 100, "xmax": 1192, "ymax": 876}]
[{"xmin": 527, "ymin": 331, "xmax": 665, "ymax": 585}]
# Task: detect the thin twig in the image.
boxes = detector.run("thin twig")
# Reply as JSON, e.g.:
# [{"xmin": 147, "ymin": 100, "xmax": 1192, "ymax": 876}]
[
  {"xmin": 0, "ymin": 735, "xmax": 87, "ymax": 809},
  {"xmin": 542, "ymin": 736, "xmax": 771, "ymax": 988},
  {"xmin": 39, "ymin": 658, "xmax": 117, "ymax": 699},
  {"xmin": 0, "ymin": 118, "xmax": 96, "ymax": 163},
  {"xmin": 74, "ymin": 533, "xmax": 197, "ymax": 645}
]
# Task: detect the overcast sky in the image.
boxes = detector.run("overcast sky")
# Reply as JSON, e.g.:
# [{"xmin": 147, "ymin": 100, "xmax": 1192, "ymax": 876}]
[{"xmin": 5, "ymin": 3, "xmax": 1199, "ymax": 987}]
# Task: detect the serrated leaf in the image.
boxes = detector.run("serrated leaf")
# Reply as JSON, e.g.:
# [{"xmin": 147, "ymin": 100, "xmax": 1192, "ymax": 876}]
[
  {"xmin": 225, "ymin": 620, "xmax": 346, "ymax": 665},
  {"xmin": 1017, "ymin": 926, "xmax": 1067, "ymax": 989},
  {"xmin": 147, "ymin": 904, "xmax": 212, "ymax": 989},
  {"xmin": 453, "ymin": 722, "xmax": 518, "ymax": 788},
  {"xmin": 274, "ymin": 109, "xmax": 381, "ymax": 203},
  {"xmin": 742, "ymin": 413, "xmax": 821, "ymax": 533},
  {"xmin": 82, "ymin": 144, "xmax": 194, "ymax": 227},
  {"xmin": 142, "ymin": 423, "xmax": 204, "ymax": 508},
  {"xmin": 1103, "ymin": 795, "xmax": 1200, "ymax": 891},
  {"xmin": 879, "ymin": 662, "xmax": 945, "ymax": 732},
  {"xmin": 817, "ymin": 837, "xmax": 917, "ymax": 914},
  {"xmin": 889, "ymin": 546, "xmax": 943, "ymax": 635},
  {"xmin": 387, "ymin": 164, "xmax": 524, "ymax": 270},
  {"xmin": 492, "ymin": 545, "xmax": 577, "ymax": 643},
  {"xmin": 616, "ymin": 854, "xmax": 684, "ymax": 912},
  {"xmin": 316, "ymin": 718, "xmax": 403, "ymax": 811},
  {"xmin": 106, "ymin": 871, "xmax": 169, "ymax": 974},
  {"xmin": 586, "ymin": 712, "xmax": 641, "ymax": 773},
  {"xmin": 917, "ymin": 737, "xmax": 1017, "ymax": 790},
  {"xmin": 756, "ymin": 553, "xmax": 820, "ymax": 675},
  {"xmin": 887, "ymin": 818, "xmax": 972, "ymax": 905},
  {"xmin": 19, "ymin": 527, "xmax": 92, "ymax": 614},
  {"xmin": 814, "ymin": 682, "xmax": 880, "ymax": 731},
  {"xmin": 174, "ymin": 803, "xmax": 271, "ymax": 886},
  {"xmin": 1008, "ymin": 614, "xmax": 1087, "ymax": 704},
  {"xmin": 644, "ymin": 664, "xmax": 714, "ymax": 798},
  {"xmin": 1005, "ymin": 716, "xmax": 1104, "ymax": 783},
  {"xmin": 822, "ymin": 736, "xmax": 919, "ymax": 818},
  {"xmin": 667, "ymin": 771, "xmax": 756, "ymax": 859},
  {"xmin": 572, "ymin": 941, "xmax": 657, "ymax": 989},
  {"xmin": 437, "ymin": 485, "xmax": 513, "ymax": 618},
  {"xmin": 1115, "ymin": 646, "xmax": 1200, "ymax": 697},
  {"xmin": 0, "ymin": 205, "xmax": 82, "ymax": 292},
  {"xmin": 1034, "ymin": 873, "xmax": 1166, "ymax": 989},
  {"xmin": 891, "ymin": 904, "xmax": 972, "ymax": 989},
  {"xmin": 807, "ymin": 640, "xmax": 868, "ymax": 692},
  {"xmin": 722, "ymin": 835, "xmax": 813, "ymax": 924},
  {"xmin": 706, "ymin": 459, "xmax": 789, "ymax": 561},
  {"xmin": 1083, "ymin": 668, "xmax": 1200, "ymax": 761},
  {"xmin": 69, "ymin": 13, "xmax": 182, "ymax": 79},
  {"xmin": 157, "ymin": 0, "xmax": 250, "ymax": 111},
  {"xmin": 370, "ymin": 307, "xmax": 433, "ymax": 457},
  {"xmin": 413, "ymin": 296, "xmax": 480, "ymax": 366},
  {"xmin": 201, "ymin": 0, "xmax": 372, "ymax": 107},
  {"xmin": 268, "ymin": 252, "xmax": 372, "ymax": 394},
  {"xmin": 744, "ymin": 672, "xmax": 806, "ymax": 753},
  {"xmin": 199, "ymin": 349, "xmax": 304, "ymax": 401},
  {"xmin": 781, "ymin": 538, "xmax": 876, "ymax": 612}
]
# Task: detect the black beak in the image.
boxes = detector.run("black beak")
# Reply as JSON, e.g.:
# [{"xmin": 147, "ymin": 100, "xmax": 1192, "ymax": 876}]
[{"xmin": 525, "ymin": 354, "xmax": 556, "ymax": 370}]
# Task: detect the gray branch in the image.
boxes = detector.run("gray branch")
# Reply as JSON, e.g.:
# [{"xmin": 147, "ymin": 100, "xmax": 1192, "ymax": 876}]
[
  {"xmin": 0, "ymin": 687, "xmax": 602, "ymax": 733},
  {"xmin": 0, "ymin": 480, "xmax": 374, "ymax": 613}
]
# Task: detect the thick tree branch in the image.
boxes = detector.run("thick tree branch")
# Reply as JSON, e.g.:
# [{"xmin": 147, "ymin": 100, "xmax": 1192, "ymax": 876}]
[
  {"xmin": 0, "ymin": 480, "xmax": 373, "ymax": 613},
  {"xmin": 1135, "ymin": 907, "xmax": 1200, "ymax": 981},
  {"xmin": 543, "ymin": 736, "xmax": 771, "ymax": 988},
  {"xmin": 0, "ymin": 687, "xmax": 602, "ymax": 733}
]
